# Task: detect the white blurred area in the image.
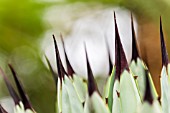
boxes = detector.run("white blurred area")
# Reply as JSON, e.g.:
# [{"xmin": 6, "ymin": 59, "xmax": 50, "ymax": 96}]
[
  {"xmin": 42, "ymin": 6, "xmax": 138, "ymax": 78},
  {"xmin": 0, "ymin": 97, "xmax": 15, "ymax": 113}
]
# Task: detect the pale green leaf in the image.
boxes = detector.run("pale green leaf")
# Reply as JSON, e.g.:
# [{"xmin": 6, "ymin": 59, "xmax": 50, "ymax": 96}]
[
  {"xmin": 120, "ymin": 70, "xmax": 141, "ymax": 113},
  {"xmin": 73, "ymin": 75, "xmax": 87, "ymax": 103},
  {"xmin": 137, "ymin": 101, "xmax": 162, "ymax": 113}
]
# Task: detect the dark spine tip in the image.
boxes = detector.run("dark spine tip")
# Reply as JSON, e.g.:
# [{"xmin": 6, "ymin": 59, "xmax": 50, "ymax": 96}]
[
  {"xmin": 114, "ymin": 12, "xmax": 129, "ymax": 81},
  {"xmin": 60, "ymin": 34, "xmax": 75, "ymax": 77},
  {"xmin": 0, "ymin": 68, "xmax": 20, "ymax": 105},
  {"xmin": 0, "ymin": 104, "xmax": 7, "ymax": 113},
  {"xmin": 143, "ymin": 69, "xmax": 153, "ymax": 104},
  {"xmin": 45, "ymin": 56, "xmax": 58, "ymax": 90},
  {"xmin": 8, "ymin": 64, "xmax": 33, "ymax": 110},
  {"xmin": 160, "ymin": 17, "xmax": 169, "ymax": 67},
  {"xmin": 116, "ymin": 90, "xmax": 120, "ymax": 98},
  {"xmin": 52, "ymin": 35, "xmax": 68, "ymax": 84},
  {"xmin": 84, "ymin": 44, "xmax": 99, "ymax": 97},
  {"xmin": 131, "ymin": 14, "xmax": 139, "ymax": 63}
]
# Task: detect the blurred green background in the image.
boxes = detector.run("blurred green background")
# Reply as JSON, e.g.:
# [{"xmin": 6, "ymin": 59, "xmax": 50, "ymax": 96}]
[{"xmin": 0, "ymin": 0, "xmax": 170, "ymax": 113}]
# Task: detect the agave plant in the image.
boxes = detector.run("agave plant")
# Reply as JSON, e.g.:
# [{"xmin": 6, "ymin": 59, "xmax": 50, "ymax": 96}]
[{"xmin": 0, "ymin": 12, "xmax": 169, "ymax": 113}]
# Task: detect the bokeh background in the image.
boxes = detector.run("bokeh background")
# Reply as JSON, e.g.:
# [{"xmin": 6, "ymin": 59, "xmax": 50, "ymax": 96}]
[{"xmin": 0, "ymin": 0, "xmax": 170, "ymax": 113}]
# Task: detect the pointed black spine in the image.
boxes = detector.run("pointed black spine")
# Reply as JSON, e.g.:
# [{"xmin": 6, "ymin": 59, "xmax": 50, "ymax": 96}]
[
  {"xmin": 0, "ymin": 104, "xmax": 8, "ymax": 113},
  {"xmin": 131, "ymin": 14, "xmax": 140, "ymax": 63},
  {"xmin": 114, "ymin": 12, "xmax": 129, "ymax": 81},
  {"xmin": 45, "ymin": 56, "xmax": 58, "ymax": 90},
  {"xmin": 0, "ymin": 68, "xmax": 20, "ymax": 105},
  {"xmin": 60, "ymin": 34, "xmax": 75, "ymax": 78},
  {"xmin": 52, "ymin": 35, "xmax": 68, "ymax": 84},
  {"xmin": 8, "ymin": 64, "xmax": 33, "ymax": 110},
  {"xmin": 143, "ymin": 69, "xmax": 153, "ymax": 104},
  {"xmin": 160, "ymin": 17, "xmax": 169, "ymax": 67},
  {"xmin": 84, "ymin": 45, "xmax": 99, "ymax": 96}
]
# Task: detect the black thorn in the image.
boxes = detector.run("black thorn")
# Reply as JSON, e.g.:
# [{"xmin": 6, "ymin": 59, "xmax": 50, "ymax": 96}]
[
  {"xmin": 52, "ymin": 35, "xmax": 68, "ymax": 84},
  {"xmin": 114, "ymin": 12, "xmax": 129, "ymax": 81},
  {"xmin": 60, "ymin": 34, "xmax": 75, "ymax": 78},
  {"xmin": 0, "ymin": 104, "xmax": 8, "ymax": 113},
  {"xmin": 45, "ymin": 56, "xmax": 58, "ymax": 90},
  {"xmin": 131, "ymin": 13, "xmax": 140, "ymax": 62},
  {"xmin": 157, "ymin": 96, "xmax": 161, "ymax": 105},
  {"xmin": 84, "ymin": 44, "xmax": 99, "ymax": 96},
  {"xmin": 116, "ymin": 90, "xmax": 120, "ymax": 98},
  {"xmin": 8, "ymin": 64, "xmax": 33, "ymax": 110},
  {"xmin": 0, "ymin": 68, "xmax": 20, "ymax": 105},
  {"xmin": 160, "ymin": 17, "xmax": 169, "ymax": 68},
  {"xmin": 143, "ymin": 69, "xmax": 153, "ymax": 104},
  {"xmin": 134, "ymin": 75, "xmax": 138, "ymax": 80}
]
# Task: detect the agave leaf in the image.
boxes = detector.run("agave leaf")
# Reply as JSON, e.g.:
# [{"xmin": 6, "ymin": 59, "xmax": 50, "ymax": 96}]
[
  {"xmin": 104, "ymin": 68, "xmax": 114, "ymax": 98},
  {"xmin": 143, "ymin": 70, "xmax": 154, "ymax": 104},
  {"xmin": 159, "ymin": 17, "xmax": 170, "ymax": 113},
  {"xmin": 130, "ymin": 58, "xmax": 145, "ymax": 100},
  {"xmin": 53, "ymin": 34, "xmax": 67, "ymax": 113},
  {"xmin": 107, "ymin": 12, "xmax": 131, "ymax": 113},
  {"xmin": 120, "ymin": 70, "xmax": 141, "ymax": 113},
  {"xmin": 72, "ymin": 75, "xmax": 87, "ymax": 103},
  {"xmin": 56, "ymin": 78, "xmax": 62, "ymax": 113},
  {"xmin": 112, "ymin": 79, "xmax": 121, "ymax": 113},
  {"xmin": 161, "ymin": 65, "xmax": 170, "ymax": 113},
  {"xmin": 106, "ymin": 67, "xmax": 115, "ymax": 111},
  {"xmin": 84, "ymin": 92, "xmax": 110, "ymax": 113},
  {"xmin": 137, "ymin": 70, "xmax": 162, "ymax": 113},
  {"xmin": 62, "ymin": 76, "xmax": 84, "ymax": 113},
  {"xmin": 137, "ymin": 101, "xmax": 162, "ymax": 113},
  {"xmin": 114, "ymin": 12, "xmax": 129, "ymax": 81},
  {"xmin": 61, "ymin": 80, "xmax": 70, "ymax": 113},
  {"xmin": 148, "ymin": 72, "xmax": 158, "ymax": 100}
]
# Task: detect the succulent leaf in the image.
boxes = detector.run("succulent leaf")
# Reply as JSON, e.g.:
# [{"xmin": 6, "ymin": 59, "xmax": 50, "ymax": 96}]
[
  {"xmin": 72, "ymin": 75, "xmax": 87, "ymax": 103},
  {"xmin": 114, "ymin": 12, "xmax": 129, "ymax": 81},
  {"xmin": 120, "ymin": 70, "xmax": 141, "ymax": 113},
  {"xmin": 107, "ymin": 67, "xmax": 115, "ymax": 112},
  {"xmin": 143, "ymin": 70, "xmax": 154, "ymax": 104},
  {"xmin": 111, "ymin": 79, "xmax": 121, "ymax": 113},
  {"xmin": 161, "ymin": 65, "xmax": 170, "ymax": 113},
  {"xmin": 130, "ymin": 58, "xmax": 145, "ymax": 99},
  {"xmin": 62, "ymin": 76, "xmax": 84, "ymax": 113},
  {"xmin": 137, "ymin": 101, "xmax": 162, "ymax": 113},
  {"xmin": 84, "ymin": 92, "xmax": 110, "ymax": 113}
]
